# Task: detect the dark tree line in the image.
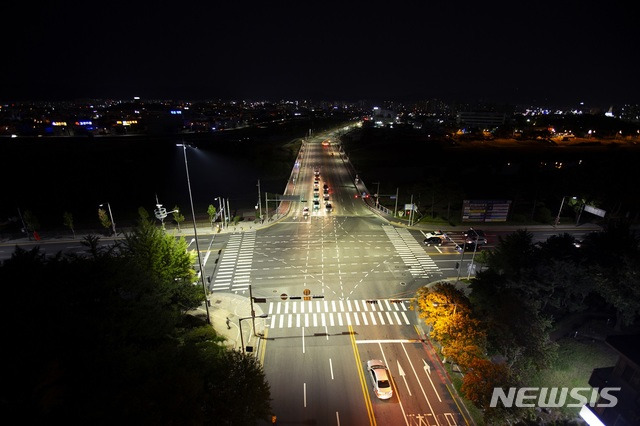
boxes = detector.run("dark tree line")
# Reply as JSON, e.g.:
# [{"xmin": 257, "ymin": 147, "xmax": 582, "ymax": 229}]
[
  {"xmin": 415, "ymin": 220, "xmax": 640, "ymax": 424},
  {"xmin": 0, "ymin": 212, "xmax": 271, "ymax": 425}
]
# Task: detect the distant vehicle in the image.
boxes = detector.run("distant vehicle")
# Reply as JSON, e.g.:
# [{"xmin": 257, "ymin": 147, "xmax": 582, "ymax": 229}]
[
  {"xmin": 367, "ymin": 360, "xmax": 392, "ymax": 400},
  {"xmin": 323, "ymin": 184, "xmax": 329, "ymax": 190},
  {"xmin": 325, "ymin": 203, "xmax": 332, "ymax": 212},
  {"xmin": 313, "ymin": 200, "xmax": 320, "ymax": 210},
  {"xmin": 573, "ymin": 238, "xmax": 583, "ymax": 248},
  {"xmin": 323, "ymin": 193, "xmax": 329, "ymax": 201},
  {"xmin": 303, "ymin": 206, "xmax": 309, "ymax": 217},
  {"xmin": 423, "ymin": 230, "xmax": 446, "ymax": 245},
  {"xmin": 313, "ymin": 192, "xmax": 319, "ymax": 199},
  {"xmin": 464, "ymin": 229, "xmax": 487, "ymax": 246},
  {"xmin": 424, "ymin": 236, "xmax": 443, "ymax": 246}
]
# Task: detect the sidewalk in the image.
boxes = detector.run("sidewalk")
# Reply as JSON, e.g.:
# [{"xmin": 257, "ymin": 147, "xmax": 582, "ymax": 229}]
[{"xmin": 190, "ymin": 291, "xmax": 269, "ymax": 356}]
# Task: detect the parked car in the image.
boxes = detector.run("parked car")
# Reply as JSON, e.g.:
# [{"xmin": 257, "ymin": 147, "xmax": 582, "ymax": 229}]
[{"xmin": 366, "ymin": 360, "xmax": 392, "ymax": 400}]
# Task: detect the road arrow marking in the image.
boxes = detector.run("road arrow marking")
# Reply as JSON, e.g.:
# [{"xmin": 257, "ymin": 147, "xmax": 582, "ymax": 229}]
[
  {"xmin": 397, "ymin": 360, "xmax": 412, "ymax": 396},
  {"xmin": 423, "ymin": 359, "xmax": 431, "ymax": 374},
  {"xmin": 423, "ymin": 359, "xmax": 441, "ymax": 402}
]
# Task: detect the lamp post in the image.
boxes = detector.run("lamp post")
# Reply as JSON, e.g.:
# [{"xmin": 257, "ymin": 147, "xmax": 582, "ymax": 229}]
[
  {"xmin": 373, "ymin": 181, "xmax": 380, "ymax": 208},
  {"xmin": 215, "ymin": 196, "xmax": 224, "ymax": 229},
  {"xmin": 456, "ymin": 242, "xmax": 466, "ymax": 282},
  {"xmin": 239, "ymin": 314, "xmax": 268, "ymax": 354},
  {"xmin": 99, "ymin": 202, "xmax": 116, "ymax": 236},
  {"xmin": 177, "ymin": 143, "xmax": 210, "ymax": 324},
  {"xmin": 154, "ymin": 195, "xmax": 178, "ymax": 230},
  {"xmin": 467, "ymin": 228, "xmax": 480, "ymax": 280},
  {"xmin": 554, "ymin": 195, "xmax": 576, "ymax": 227}
]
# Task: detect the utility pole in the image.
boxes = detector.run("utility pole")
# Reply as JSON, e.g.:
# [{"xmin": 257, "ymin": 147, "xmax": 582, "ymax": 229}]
[
  {"xmin": 394, "ymin": 187, "xmax": 399, "ymax": 218},
  {"xmin": 226, "ymin": 198, "xmax": 231, "ymax": 226},
  {"xmin": 257, "ymin": 180, "xmax": 262, "ymax": 221},
  {"xmin": 409, "ymin": 194, "xmax": 414, "ymax": 226},
  {"xmin": 216, "ymin": 197, "xmax": 224, "ymax": 229},
  {"xmin": 373, "ymin": 181, "xmax": 380, "ymax": 208}
]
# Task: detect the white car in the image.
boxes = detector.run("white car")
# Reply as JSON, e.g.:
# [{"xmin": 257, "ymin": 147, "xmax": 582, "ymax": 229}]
[
  {"xmin": 303, "ymin": 207, "xmax": 309, "ymax": 217},
  {"xmin": 367, "ymin": 360, "xmax": 392, "ymax": 400}
]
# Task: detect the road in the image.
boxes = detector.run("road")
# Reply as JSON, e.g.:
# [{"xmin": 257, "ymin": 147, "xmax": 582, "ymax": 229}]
[{"xmin": 0, "ymin": 126, "xmax": 601, "ymax": 426}]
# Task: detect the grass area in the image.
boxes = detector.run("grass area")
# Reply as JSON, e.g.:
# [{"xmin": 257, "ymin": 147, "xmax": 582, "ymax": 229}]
[{"xmin": 528, "ymin": 336, "xmax": 618, "ymax": 418}]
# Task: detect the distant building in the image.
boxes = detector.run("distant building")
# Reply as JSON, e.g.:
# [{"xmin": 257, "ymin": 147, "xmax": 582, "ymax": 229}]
[
  {"xmin": 371, "ymin": 107, "xmax": 397, "ymax": 127},
  {"xmin": 585, "ymin": 334, "xmax": 640, "ymax": 426},
  {"xmin": 456, "ymin": 111, "xmax": 506, "ymax": 130}
]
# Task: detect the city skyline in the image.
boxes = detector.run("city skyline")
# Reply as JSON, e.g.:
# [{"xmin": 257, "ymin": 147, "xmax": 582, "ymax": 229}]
[{"xmin": 3, "ymin": 1, "xmax": 638, "ymax": 105}]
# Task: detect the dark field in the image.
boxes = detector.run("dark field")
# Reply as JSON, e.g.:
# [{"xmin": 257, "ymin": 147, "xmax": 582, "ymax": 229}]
[{"xmin": 340, "ymin": 127, "xmax": 640, "ymax": 225}]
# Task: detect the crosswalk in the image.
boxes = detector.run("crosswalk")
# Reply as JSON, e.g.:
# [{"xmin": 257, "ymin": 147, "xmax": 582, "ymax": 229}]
[
  {"xmin": 211, "ymin": 231, "xmax": 255, "ymax": 292},
  {"xmin": 211, "ymin": 225, "xmax": 441, "ymax": 292},
  {"xmin": 265, "ymin": 299, "xmax": 413, "ymax": 328},
  {"xmin": 383, "ymin": 225, "xmax": 439, "ymax": 277}
]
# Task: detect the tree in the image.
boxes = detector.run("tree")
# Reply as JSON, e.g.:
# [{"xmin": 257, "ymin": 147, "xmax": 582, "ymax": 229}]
[
  {"xmin": 0, "ymin": 215, "xmax": 272, "ymax": 424},
  {"xmin": 469, "ymin": 271, "xmax": 558, "ymax": 373},
  {"xmin": 172, "ymin": 205, "xmax": 185, "ymax": 232},
  {"xmin": 207, "ymin": 204, "xmax": 217, "ymax": 229},
  {"xmin": 120, "ymin": 209, "xmax": 203, "ymax": 313},
  {"xmin": 485, "ymin": 229, "xmax": 536, "ymax": 278},
  {"xmin": 461, "ymin": 358, "xmax": 512, "ymax": 408},
  {"xmin": 593, "ymin": 257, "xmax": 640, "ymax": 331},
  {"xmin": 98, "ymin": 207, "xmax": 112, "ymax": 234},
  {"xmin": 63, "ymin": 211, "xmax": 75, "ymax": 239},
  {"xmin": 413, "ymin": 282, "xmax": 471, "ymax": 332},
  {"xmin": 461, "ymin": 358, "xmax": 523, "ymax": 424},
  {"xmin": 23, "ymin": 209, "xmax": 40, "ymax": 237}
]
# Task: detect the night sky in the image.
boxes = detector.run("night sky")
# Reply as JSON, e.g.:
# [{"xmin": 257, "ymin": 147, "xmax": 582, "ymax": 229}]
[{"xmin": 3, "ymin": 1, "xmax": 638, "ymax": 105}]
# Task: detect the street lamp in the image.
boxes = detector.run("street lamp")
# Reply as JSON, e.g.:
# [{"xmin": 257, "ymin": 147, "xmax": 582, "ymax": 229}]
[
  {"xmin": 239, "ymin": 314, "xmax": 268, "ymax": 354},
  {"xmin": 154, "ymin": 195, "xmax": 178, "ymax": 230},
  {"xmin": 215, "ymin": 196, "xmax": 224, "ymax": 229},
  {"xmin": 373, "ymin": 181, "xmax": 380, "ymax": 207},
  {"xmin": 99, "ymin": 202, "xmax": 116, "ymax": 236},
  {"xmin": 467, "ymin": 228, "xmax": 480, "ymax": 280},
  {"xmin": 554, "ymin": 195, "xmax": 577, "ymax": 227},
  {"xmin": 455, "ymin": 242, "xmax": 466, "ymax": 282},
  {"xmin": 177, "ymin": 143, "xmax": 211, "ymax": 324}
]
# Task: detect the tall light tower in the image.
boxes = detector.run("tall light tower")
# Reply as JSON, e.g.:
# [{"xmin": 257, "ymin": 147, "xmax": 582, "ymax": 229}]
[{"xmin": 177, "ymin": 143, "xmax": 210, "ymax": 324}]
